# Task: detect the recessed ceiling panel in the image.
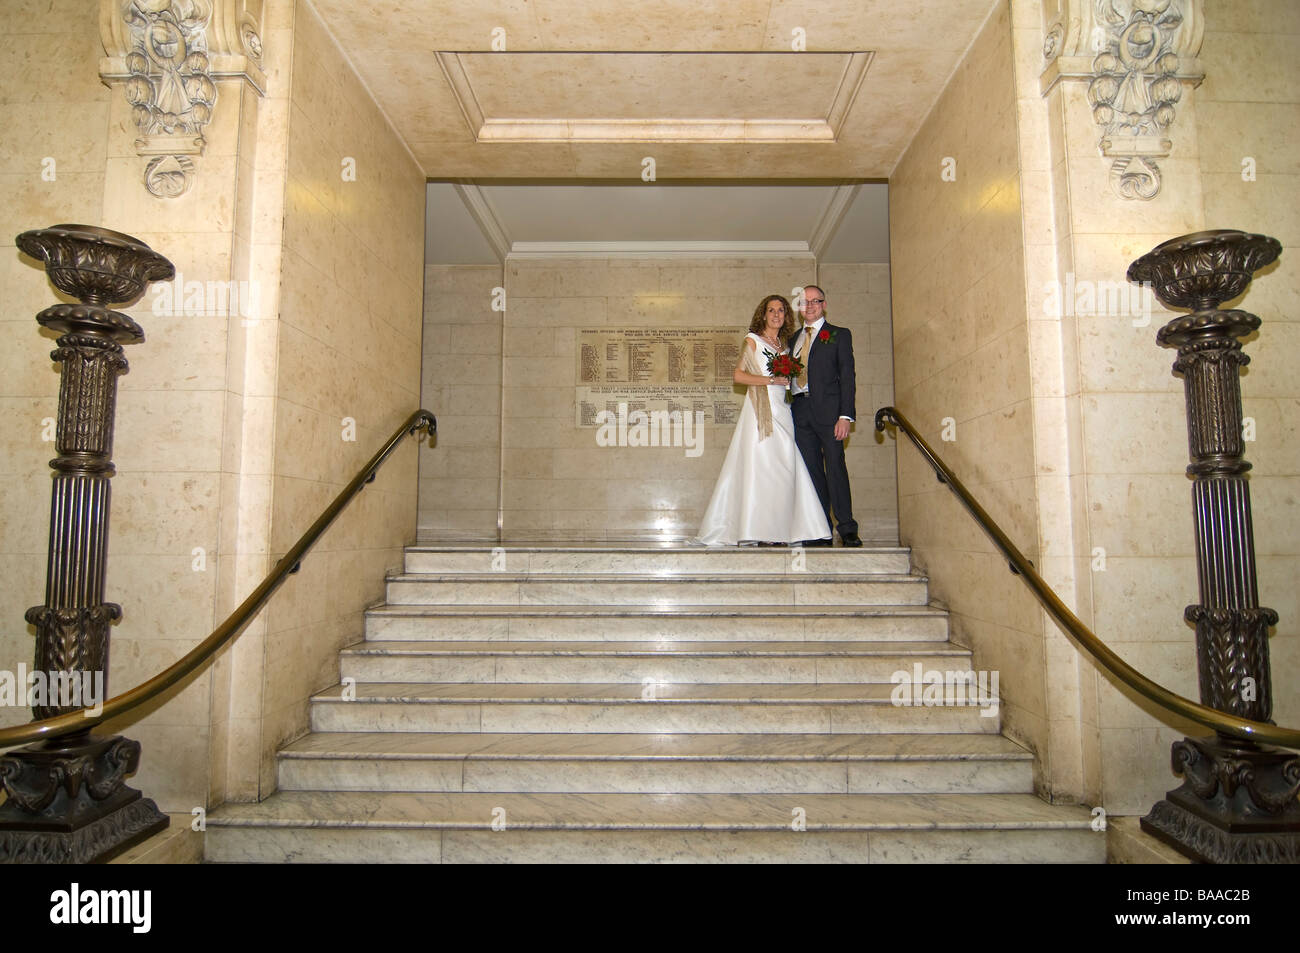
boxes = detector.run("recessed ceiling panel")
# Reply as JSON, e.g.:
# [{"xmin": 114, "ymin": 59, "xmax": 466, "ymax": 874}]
[{"xmin": 439, "ymin": 51, "xmax": 871, "ymax": 142}]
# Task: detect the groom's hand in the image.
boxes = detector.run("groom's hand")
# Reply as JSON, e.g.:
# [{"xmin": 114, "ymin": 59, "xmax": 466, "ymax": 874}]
[{"xmin": 834, "ymin": 418, "xmax": 850, "ymax": 441}]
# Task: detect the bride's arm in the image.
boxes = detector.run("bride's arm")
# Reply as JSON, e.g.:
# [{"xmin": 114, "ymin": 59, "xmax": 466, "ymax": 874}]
[{"xmin": 733, "ymin": 337, "xmax": 787, "ymax": 387}]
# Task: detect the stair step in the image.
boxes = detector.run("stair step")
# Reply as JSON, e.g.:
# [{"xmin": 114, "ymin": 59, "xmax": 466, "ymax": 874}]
[
  {"xmin": 364, "ymin": 604, "xmax": 951, "ymax": 642},
  {"xmin": 276, "ymin": 731, "xmax": 1033, "ymax": 795},
  {"xmin": 204, "ymin": 791, "xmax": 1105, "ymax": 863},
  {"xmin": 339, "ymin": 641, "xmax": 971, "ymax": 683},
  {"xmin": 405, "ymin": 545, "xmax": 912, "ymax": 575},
  {"xmin": 385, "ymin": 573, "xmax": 930, "ymax": 607},
  {"xmin": 204, "ymin": 541, "xmax": 1097, "ymax": 864},
  {"xmin": 309, "ymin": 682, "xmax": 1001, "ymax": 734}
]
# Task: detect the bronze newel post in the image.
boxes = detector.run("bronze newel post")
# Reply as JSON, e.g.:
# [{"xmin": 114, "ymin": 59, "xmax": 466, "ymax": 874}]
[
  {"xmin": 0, "ymin": 225, "xmax": 174, "ymax": 863},
  {"xmin": 1129, "ymin": 229, "xmax": 1300, "ymax": 864}
]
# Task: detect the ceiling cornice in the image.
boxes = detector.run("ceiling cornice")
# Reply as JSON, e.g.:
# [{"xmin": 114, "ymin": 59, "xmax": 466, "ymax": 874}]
[
  {"xmin": 436, "ymin": 52, "xmax": 486, "ymax": 139},
  {"xmin": 808, "ymin": 184, "xmax": 860, "ymax": 259},
  {"xmin": 452, "ymin": 183, "xmax": 511, "ymax": 261}
]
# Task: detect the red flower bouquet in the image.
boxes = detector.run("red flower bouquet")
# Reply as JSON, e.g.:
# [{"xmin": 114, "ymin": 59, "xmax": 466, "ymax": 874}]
[{"xmin": 764, "ymin": 350, "xmax": 803, "ymax": 404}]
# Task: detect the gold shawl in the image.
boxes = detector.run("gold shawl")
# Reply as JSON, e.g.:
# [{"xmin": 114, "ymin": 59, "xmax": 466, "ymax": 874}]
[{"xmin": 743, "ymin": 338, "xmax": 775, "ymax": 440}]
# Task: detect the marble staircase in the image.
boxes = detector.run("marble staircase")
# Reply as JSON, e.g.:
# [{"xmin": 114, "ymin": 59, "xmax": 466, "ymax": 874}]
[{"xmin": 204, "ymin": 544, "xmax": 1105, "ymax": 863}]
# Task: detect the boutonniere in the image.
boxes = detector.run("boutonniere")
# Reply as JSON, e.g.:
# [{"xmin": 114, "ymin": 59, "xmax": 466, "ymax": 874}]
[{"xmin": 815, "ymin": 327, "xmax": 838, "ymax": 344}]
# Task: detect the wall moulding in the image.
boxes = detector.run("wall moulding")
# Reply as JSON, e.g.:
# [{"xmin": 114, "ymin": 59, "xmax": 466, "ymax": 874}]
[
  {"xmin": 1039, "ymin": 0, "xmax": 1204, "ymax": 200},
  {"xmin": 99, "ymin": 0, "xmax": 266, "ymax": 198}
]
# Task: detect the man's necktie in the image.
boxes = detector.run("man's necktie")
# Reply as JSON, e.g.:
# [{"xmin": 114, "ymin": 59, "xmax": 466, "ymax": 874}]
[{"xmin": 795, "ymin": 327, "xmax": 813, "ymax": 390}]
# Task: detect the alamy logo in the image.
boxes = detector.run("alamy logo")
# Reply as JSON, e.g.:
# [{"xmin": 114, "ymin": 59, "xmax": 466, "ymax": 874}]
[
  {"xmin": 150, "ymin": 269, "xmax": 261, "ymax": 319},
  {"xmin": 890, "ymin": 663, "xmax": 999, "ymax": 718},
  {"xmin": 0, "ymin": 665, "xmax": 103, "ymax": 717},
  {"xmin": 1042, "ymin": 273, "xmax": 1154, "ymax": 326},
  {"xmin": 595, "ymin": 402, "xmax": 705, "ymax": 458},
  {"xmin": 50, "ymin": 883, "xmax": 151, "ymax": 933}
]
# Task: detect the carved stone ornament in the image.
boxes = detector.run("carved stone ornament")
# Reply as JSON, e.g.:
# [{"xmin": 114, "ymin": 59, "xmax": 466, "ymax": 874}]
[
  {"xmin": 1040, "ymin": 0, "xmax": 1204, "ymax": 200},
  {"xmin": 143, "ymin": 153, "xmax": 198, "ymax": 198},
  {"xmin": 100, "ymin": 0, "xmax": 265, "ymax": 198}
]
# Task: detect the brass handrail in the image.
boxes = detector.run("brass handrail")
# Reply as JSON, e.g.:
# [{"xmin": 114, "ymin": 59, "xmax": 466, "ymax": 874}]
[
  {"xmin": 875, "ymin": 405, "xmax": 1300, "ymax": 749},
  {"xmin": 0, "ymin": 409, "xmax": 436, "ymax": 749}
]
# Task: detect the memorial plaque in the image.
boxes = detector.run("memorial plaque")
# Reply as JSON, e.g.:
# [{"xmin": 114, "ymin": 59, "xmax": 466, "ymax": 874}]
[{"xmin": 575, "ymin": 328, "xmax": 747, "ymax": 427}]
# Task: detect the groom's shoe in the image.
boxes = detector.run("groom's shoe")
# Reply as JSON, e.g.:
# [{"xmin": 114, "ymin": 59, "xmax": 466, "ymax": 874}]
[
  {"xmin": 839, "ymin": 533, "xmax": 863, "ymax": 548},
  {"xmin": 801, "ymin": 538, "xmax": 833, "ymax": 547}
]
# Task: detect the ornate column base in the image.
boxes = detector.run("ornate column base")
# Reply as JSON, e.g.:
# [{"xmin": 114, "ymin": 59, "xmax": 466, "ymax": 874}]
[
  {"xmin": 0, "ymin": 734, "xmax": 168, "ymax": 864},
  {"xmin": 1141, "ymin": 735, "xmax": 1300, "ymax": 863}
]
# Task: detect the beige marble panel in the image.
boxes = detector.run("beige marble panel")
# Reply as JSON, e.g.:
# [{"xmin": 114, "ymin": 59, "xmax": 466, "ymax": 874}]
[
  {"xmin": 0, "ymin": 100, "xmax": 109, "ymax": 175},
  {"xmin": 1240, "ymin": 397, "xmax": 1300, "ymax": 476},
  {"xmin": 1199, "ymin": 32, "xmax": 1300, "ymax": 104},
  {"xmin": 1196, "ymin": 103, "xmax": 1300, "ymax": 176},
  {"xmin": 1098, "ymin": 724, "xmax": 1190, "ymax": 816},
  {"xmin": 1084, "ymin": 474, "xmax": 1197, "ymax": 558},
  {"xmin": 0, "ymin": 171, "xmax": 104, "ymax": 253},
  {"xmin": 1203, "ymin": 0, "xmax": 1300, "ymax": 34},
  {"xmin": 110, "ymin": 722, "xmax": 212, "ymax": 814},
  {"xmin": 1204, "ymin": 174, "xmax": 1300, "ymax": 249},
  {"xmin": 889, "ymin": 1, "xmax": 1057, "ymax": 793},
  {"xmin": 113, "ymin": 390, "xmax": 226, "ymax": 474},
  {"xmin": 419, "ymin": 264, "xmax": 503, "ymax": 531},
  {"xmin": 1079, "ymin": 393, "xmax": 1191, "ymax": 475},
  {"xmin": 218, "ymin": 0, "xmax": 427, "ymax": 802}
]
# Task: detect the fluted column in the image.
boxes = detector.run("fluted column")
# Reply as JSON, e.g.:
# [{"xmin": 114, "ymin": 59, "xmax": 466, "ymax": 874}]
[
  {"xmin": 0, "ymin": 224, "xmax": 173, "ymax": 864},
  {"xmin": 1130, "ymin": 229, "xmax": 1300, "ymax": 864}
]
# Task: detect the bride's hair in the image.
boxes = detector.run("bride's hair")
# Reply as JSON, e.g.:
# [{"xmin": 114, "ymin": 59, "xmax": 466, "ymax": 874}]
[{"xmin": 748, "ymin": 294, "xmax": 797, "ymax": 343}]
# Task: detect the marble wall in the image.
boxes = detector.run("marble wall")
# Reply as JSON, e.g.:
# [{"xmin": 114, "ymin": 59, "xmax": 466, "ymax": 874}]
[
  {"xmin": 1, "ymin": 2, "xmax": 231, "ymax": 811},
  {"xmin": 238, "ymin": 0, "xmax": 425, "ymax": 796},
  {"xmin": 889, "ymin": 2, "xmax": 1053, "ymax": 786},
  {"xmin": 1066, "ymin": 0, "xmax": 1299, "ymax": 815},
  {"xmin": 418, "ymin": 263, "xmax": 503, "ymax": 541},
  {"xmin": 1, "ymin": 0, "xmax": 424, "ymax": 812},
  {"xmin": 501, "ymin": 257, "xmax": 808, "ymax": 540},
  {"xmin": 431, "ymin": 256, "xmax": 897, "ymax": 542},
  {"xmin": 1032, "ymin": 1, "xmax": 1198, "ymax": 814},
  {"xmin": 1196, "ymin": 0, "xmax": 1300, "ymax": 739},
  {"xmin": 1028, "ymin": 0, "xmax": 1299, "ymax": 815},
  {"xmin": 0, "ymin": 7, "xmax": 110, "ymax": 713},
  {"xmin": 891, "ymin": 0, "xmax": 1300, "ymax": 816},
  {"xmin": 1012, "ymin": 0, "xmax": 1104, "ymax": 804}
]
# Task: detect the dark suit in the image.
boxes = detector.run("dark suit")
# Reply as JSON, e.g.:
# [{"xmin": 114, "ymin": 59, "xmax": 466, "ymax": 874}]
[{"xmin": 791, "ymin": 321, "xmax": 857, "ymax": 539}]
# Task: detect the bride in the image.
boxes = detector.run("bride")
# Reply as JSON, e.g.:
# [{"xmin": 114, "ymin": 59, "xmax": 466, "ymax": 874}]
[{"xmin": 697, "ymin": 294, "xmax": 832, "ymax": 546}]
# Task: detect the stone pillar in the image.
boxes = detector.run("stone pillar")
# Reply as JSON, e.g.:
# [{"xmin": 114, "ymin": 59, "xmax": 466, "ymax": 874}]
[
  {"xmin": 0, "ymin": 224, "xmax": 173, "ymax": 864},
  {"xmin": 1130, "ymin": 229, "xmax": 1300, "ymax": 864}
]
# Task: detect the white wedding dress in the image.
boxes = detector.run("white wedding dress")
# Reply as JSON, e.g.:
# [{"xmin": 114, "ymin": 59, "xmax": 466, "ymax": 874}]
[{"xmin": 697, "ymin": 333, "xmax": 832, "ymax": 546}]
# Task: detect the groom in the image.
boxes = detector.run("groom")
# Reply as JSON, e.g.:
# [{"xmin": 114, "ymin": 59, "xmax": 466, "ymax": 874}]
[{"xmin": 790, "ymin": 285, "xmax": 861, "ymax": 547}]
